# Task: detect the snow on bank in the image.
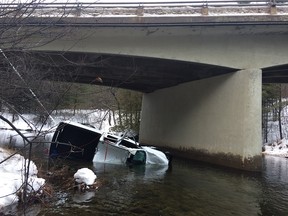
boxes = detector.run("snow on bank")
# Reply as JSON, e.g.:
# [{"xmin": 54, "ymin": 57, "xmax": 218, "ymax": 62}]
[
  {"xmin": 0, "ymin": 110, "xmax": 113, "ymax": 147},
  {"xmin": 262, "ymin": 104, "xmax": 288, "ymax": 157},
  {"xmin": 263, "ymin": 139, "xmax": 288, "ymax": 157},
  {"xmin": 0, "ymin": 109, "xmax": 112, "ymax": 132},
  {"xmin": 0, "ymin": 148, "xmax": 45, "ymax": 208},
  {"xmin": 0, "ymin": 110, "xmax": 110, "ymax": 209},
  {"xmin": 0, "ymin": 150, "xmax": 98, "ymax": 210}
]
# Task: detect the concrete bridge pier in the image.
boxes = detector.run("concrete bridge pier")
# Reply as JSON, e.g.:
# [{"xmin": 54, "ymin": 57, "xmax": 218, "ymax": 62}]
[{"xmin": 139, "ymin": 69, "xmax": 262, "ymax": 171}]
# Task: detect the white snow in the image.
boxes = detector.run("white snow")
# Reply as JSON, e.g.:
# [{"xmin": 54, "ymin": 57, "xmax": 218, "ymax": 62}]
[
  {"xmin": 0, "ymin": 110, "xmax": 113, "ymax": 147},
  {"xmin": 263, "ymin": 103, "xmax": 288, "ymax": 157},
  {"xmin": 0, "ymin": 148, "xmax": 45, "ymax": 208},
  {"xmin": 263, "ymin": 139, "xmax": 288, "ymax": 157},
  {"xmin": 74, "ymin": 168, "xmax": 97, "ymax": 185}
]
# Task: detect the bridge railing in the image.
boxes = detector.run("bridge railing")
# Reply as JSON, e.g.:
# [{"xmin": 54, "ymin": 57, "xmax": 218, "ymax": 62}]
[
  {"xmin": 0, "ymin": 0, "xmax": 287, "ymax": 18},
  {"xmin": 0, "ymin": 1, "xmax": 287, "ymax": 9}
]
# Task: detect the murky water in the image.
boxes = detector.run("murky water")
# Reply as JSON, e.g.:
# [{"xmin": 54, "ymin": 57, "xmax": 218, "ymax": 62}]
[
  {"xmin": 1, "ymin": 131, "xmax": 288, "ymax": 216},
  {"xmin": 29, "ymin": 154, "xmax": 287, "ymax": 216}
]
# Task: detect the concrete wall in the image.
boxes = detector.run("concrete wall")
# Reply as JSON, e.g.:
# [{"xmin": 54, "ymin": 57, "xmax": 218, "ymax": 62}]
[
  {"xmin": 139, "ymin": 69, "xmax": 262, "ymax": 171},
  {"xmin": 34, "ymin": 25, "xmax": 288, "ymax": 69}
]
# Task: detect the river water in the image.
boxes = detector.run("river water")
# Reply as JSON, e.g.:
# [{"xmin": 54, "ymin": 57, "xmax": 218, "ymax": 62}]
[
  {"xmin": 0, "ymin": 128, "xmax": 286, "ymax": 216},
  {"xmin": 28, "ymin": 154, "xmax": 287, "ymax": 216}
]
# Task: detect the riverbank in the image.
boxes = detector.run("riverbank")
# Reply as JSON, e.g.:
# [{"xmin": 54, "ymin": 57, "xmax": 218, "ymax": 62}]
[
  {"xmin": 0, "ymin": 147, "xmax": 46, "ymax": 210},
  {"xmin": 262, "ymin": 138, "xmax": 288, "ymax": 157},
  {"xmin": 0, "ymin": 110, "xmax": 110, "ymax": 214}
]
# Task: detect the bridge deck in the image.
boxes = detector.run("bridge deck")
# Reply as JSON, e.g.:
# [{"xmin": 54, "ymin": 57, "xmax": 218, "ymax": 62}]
[{"xmin": 1, "ymin": 1, "xmax": 288, "ymax": 92}]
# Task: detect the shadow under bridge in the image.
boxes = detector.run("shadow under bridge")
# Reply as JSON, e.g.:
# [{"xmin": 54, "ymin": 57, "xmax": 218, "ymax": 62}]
[{"xmin": 11, "ymin": 51, "xmax": 238, "ymax": 93}]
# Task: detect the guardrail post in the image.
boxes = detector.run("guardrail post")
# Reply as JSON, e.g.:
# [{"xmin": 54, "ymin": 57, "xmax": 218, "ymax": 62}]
[
  {"xmin": 269, "ymin": 0, "xmax": 277, "ymax": 15},
  {"xmin": 136, "ymin": 6, "xmax": 144, "ymax": 16},
  {"xmin": 76, "ymin": 3, "xmax": 82, "ymax": 16},
  {"xmin": 270, "ymin": 4, "xmax": 277, "ymax": 15},
  {"xmin": 201, "ymin": 6, "xmax": 209, "ymax": 15},
  {"xmin": 201, "ymin": 1, "xmax": 209, "ymax": 15}
]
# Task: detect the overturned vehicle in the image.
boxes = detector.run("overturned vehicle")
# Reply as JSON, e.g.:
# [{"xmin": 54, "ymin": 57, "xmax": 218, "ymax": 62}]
[
  {"xmin": 49, "ymin": 121, "xmax": 102, "ymax": 161},
  {"xmin": 49, "ymin": 121, "xmax": 172, "ymax": 166},
  {"xmin": 93, "ymin": 133, "xmax": 171, "ymax": 166}
]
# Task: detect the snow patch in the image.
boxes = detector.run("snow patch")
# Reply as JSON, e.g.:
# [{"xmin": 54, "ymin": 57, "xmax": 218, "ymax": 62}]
[
  {"xmin": 0, "ymin": 148, "xmax": 45, "ymax": 208},
  {"xmin": 74, "ymin": 168, "xmax": 97, "ymax": 186},
  {"xmin": 263, "ymin": 139, "xmax": 288, "ymax": 157}
]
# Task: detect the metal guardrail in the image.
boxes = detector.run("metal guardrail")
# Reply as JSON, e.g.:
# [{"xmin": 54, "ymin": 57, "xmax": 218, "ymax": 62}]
[
  {"xmin": 0, "ymin": 1, "xmax": 287, "ymax": 20},
  {"xmin": 0, "ymin": 0, "xmax": 287, "ymax": 10}
]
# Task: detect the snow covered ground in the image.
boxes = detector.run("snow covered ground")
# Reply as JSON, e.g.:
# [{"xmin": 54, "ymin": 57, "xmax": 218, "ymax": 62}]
[
  {"xmin": 263, "ymin": 139, "xmax": 288, "ymax": 157},
  {"xmin": 262, "ymin": 105, "xmax": 288, "ymax": 156},
  {"xmin": 0, "ymin": 148, "xmax": 45, "ymax": 209},
  {"xmin": 0, "ymin": 147, "xmax": 97, "ymax": 211}
]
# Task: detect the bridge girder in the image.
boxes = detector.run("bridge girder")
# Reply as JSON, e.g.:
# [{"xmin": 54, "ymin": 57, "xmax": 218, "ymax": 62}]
[
  {"xmin": 4, "ymin": 51, "xmax": 238, "ymax": 93},
  {"xmin": 3, "ymin": 51, "xmax": 288, "ymax": 93}
]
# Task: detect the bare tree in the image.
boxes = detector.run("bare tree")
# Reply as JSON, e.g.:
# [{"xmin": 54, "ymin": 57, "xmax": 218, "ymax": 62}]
[
  {"xmin": 0, "ymin": 2, "xmax": 143, "ymax": 213},
  {"xmin": 0, "ymin": 1, "xmax": 75, "ymax": 114},
  {"xmin": 0, "ymin": 1, "xmax": 76, "ymax": 214},
  {"xmin": 0, "ymin": 1, "xmax": 74, "ymax": 50}
]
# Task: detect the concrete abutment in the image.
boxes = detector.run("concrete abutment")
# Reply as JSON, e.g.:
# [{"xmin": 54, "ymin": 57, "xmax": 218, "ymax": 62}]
[{"xmin": 139, "ymin": 69, "xmax": 262, "ymax": 171}]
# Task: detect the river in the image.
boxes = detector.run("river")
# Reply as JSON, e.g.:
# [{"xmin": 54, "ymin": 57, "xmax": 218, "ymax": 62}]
[
  {"xmin": 0, "ymin": 128, "xmax": 287, "ymax": 216},
  {"xmin": 29, "ymin": 154, "xmax": 288, "ymax": 216}
]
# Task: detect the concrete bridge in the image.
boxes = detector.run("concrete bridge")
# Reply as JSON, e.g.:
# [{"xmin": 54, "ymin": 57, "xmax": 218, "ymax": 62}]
[{"xmin": 3, "ymin": 1, "xmax": 288, "ymax": 171}]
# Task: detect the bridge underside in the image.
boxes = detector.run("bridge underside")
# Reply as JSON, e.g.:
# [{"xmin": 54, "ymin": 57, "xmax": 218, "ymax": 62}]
[
  {"xmin": 263, "ymin": 64, "xmax": 288, "ymax": 83},
  {"xmin": 3, "ymin": 51, "xmax": 286, "ymax": 92},
  {"xmin": 3, "ymin": 51, "xmax": 238, "ymax": 93}
]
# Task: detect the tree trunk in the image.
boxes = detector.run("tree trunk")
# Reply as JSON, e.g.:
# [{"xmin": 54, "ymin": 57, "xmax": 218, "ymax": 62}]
[
  {"xmin": 278, "ymin": 85, "xmax": 283, "ymax": 140},
  {"xmin": 263, "ymin": 101, "xmax": 269, "ymax": 143}
]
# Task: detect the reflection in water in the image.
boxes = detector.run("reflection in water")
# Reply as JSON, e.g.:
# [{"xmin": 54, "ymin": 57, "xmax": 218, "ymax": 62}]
[
  {"xmin": 260, "ymin": 156, "xmax": 288, "ymax": 216},
  {"xmin": 155, "ymin": 161, "xmax": 262, "ymax": 216},
  {"xmin": 93, "ymin": 162, "xmax": 169, "ymax": 182},
  {"xmin": 40, "ymin": 159, "xmax": 265, "ymax": 216},
  {"xmin": 73, "ymin": 191, "xmax": 96, "ymax": 203}
]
